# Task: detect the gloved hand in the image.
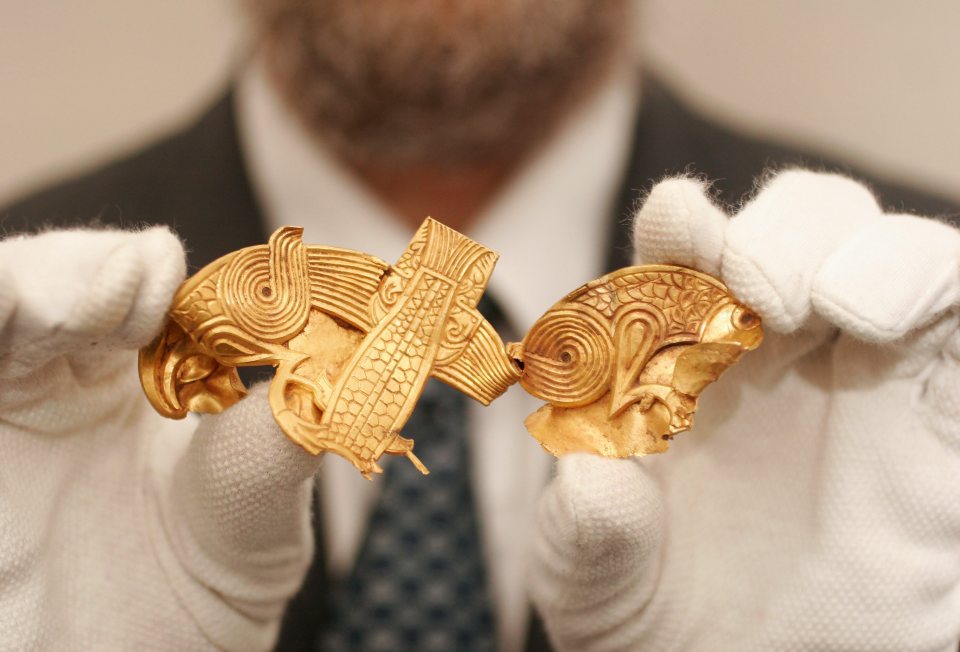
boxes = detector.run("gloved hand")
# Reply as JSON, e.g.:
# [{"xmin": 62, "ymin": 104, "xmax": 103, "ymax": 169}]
[
  {"xmin": 0, "ymin": 228, "xmax": 322, "ymax": 651},
  {"xmin": 531, "ymin": 170, "xmax": 960, "ymax": 651}
]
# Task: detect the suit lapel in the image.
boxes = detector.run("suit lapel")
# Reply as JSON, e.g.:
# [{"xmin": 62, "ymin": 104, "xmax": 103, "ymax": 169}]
[{"xmin": 162, "ymin": 88, "xmax": 269, "ymax": 271}]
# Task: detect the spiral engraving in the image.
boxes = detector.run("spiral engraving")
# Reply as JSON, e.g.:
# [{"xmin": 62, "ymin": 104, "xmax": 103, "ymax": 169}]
[
  {"xmin": 140, "ymin": 218, "xmax": 762, "ymax": 474},
  {"xmin": 519, "ymin": 304, "xmax": 612, "ymax": 407},
  {"xmin": 221, "ymin": 227, "xmax": 311, "ymax": 344},
  {"xmin": 516, "ymin": 265, "xmax": 763, "ymax": 459},
  {"xmin": 141, "ymin": 219, "xmax": 520, "ymax": 478}
]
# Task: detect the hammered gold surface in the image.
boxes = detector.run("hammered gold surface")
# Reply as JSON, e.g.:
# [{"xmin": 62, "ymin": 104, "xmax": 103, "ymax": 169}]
[
  {"xmin": 509, "ymin": 265, "xmax": 763, "ymax": 458},
  {"xmin": 139, "ymin": 219, "xmax": 519, "ymax": 478},
  {"xmin": 140, "ymin": 217, "xmax": 761, "ymax": 475}
]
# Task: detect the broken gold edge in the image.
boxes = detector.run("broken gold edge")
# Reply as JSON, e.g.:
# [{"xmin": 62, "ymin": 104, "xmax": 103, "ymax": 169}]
[
  {"xmin": 507, "ymin": 265, "xmax": 762, "ymax": 459},
  {"xmin": 140, "ymin": 220, "xmax": 762, "ymax": 478}
]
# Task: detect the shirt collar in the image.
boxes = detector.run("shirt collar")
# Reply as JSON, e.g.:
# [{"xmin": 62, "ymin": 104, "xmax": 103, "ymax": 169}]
[{"xmin": 236, "ymin": 59, "xmax": 639, "ymax": 333}]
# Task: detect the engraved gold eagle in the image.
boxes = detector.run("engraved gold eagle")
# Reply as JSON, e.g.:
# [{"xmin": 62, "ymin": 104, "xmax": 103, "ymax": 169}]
[
  {"xmin": 139, "ymin": 218, "xmax": 520, "ymax": 477},
  {"xmin": 509, "ymin": 266, "xmax": 763, "ymax": 458}
]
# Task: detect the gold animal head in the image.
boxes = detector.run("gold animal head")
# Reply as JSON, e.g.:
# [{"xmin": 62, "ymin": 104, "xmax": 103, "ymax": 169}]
[
  {"xmin": 140, "ymin": 220, "xmax": 519, "ymax": 477},
  {"xmin": 141, "ymin": 220, "xmax": 759, "ymax": 473},
  {"xmin": 510, "ymin": 265, "xmax": 762, "ymax": 458},
  {"xmin": 139, "ymin": 226, "xmax": 389, "ymax": 419}
]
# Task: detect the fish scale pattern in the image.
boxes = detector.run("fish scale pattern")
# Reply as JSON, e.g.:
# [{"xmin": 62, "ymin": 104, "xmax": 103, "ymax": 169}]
[
  {"xmin": 170, "ymin": 277, "xmax": 220, "ymax": 335},
  {"xmin": 324, "ymin": 271, "xmax": 455, "ymax": 462},
  {"xmin": 580, "ymin": 269, "xmax": 729, "ymax": 336},
  {"xmin": 316, "ymin": 380, "xmax": 496, "ymax": 652},
  {"xmin": 314, "ymin": 295, "xmax": 508, "ymax": 651}
]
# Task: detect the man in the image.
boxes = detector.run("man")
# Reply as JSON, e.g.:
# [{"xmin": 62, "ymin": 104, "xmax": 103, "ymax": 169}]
[{"xmin": 2, "ymin": 1, "xmax": 958, "ymax": 651}]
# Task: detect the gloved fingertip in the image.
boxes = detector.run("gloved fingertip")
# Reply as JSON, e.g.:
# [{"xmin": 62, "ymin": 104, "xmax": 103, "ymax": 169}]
[
  {"xmin": 721, "ymin": 247, "xmax": 804, "ymax": 333},
  {"xmin": 812, "ymin": 215, "xmax": 960, "ymax": 342},
  {"xmin": 193, "ymin": 381, "xmax": 322, "ymax": 484},
  {"xmin": 723, "ymin": 170, "xmax": 883, "ymax": 334},
  {"xmin": 120, "ymin": 227, "xmax": 187, "ymax": 346},
  {"xmin": 59, "ymin": 227, "xmax": 186, "ymax": 349},
  {"xmin": 551, "ymin": 454, "xmax": 664, "ymax": 561},
  {"xmin": 633, "ymin": 176, "xmax": 727, "ymax": 274},
  {"xmin": 208, "ymin": 380, "xmax": 276, "ymax": 427}
]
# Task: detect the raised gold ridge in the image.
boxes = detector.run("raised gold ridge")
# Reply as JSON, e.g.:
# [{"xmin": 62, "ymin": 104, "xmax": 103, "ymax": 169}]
[{"xmin": 140, "ymin": 219, "xmax": 762, "ymax": 477}]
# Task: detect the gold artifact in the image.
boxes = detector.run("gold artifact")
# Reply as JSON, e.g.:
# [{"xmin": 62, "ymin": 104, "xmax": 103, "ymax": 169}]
[
  {"xmin": 508, "ymin": 266, "xmax": 763, "ymax": 458},
  {"xmin": 140, "ymin": 217, "xmax": 762, "ymax": 474},
  {"xmin": 139, "ymin": 218, "xmax": 519, "ymax": 477}
]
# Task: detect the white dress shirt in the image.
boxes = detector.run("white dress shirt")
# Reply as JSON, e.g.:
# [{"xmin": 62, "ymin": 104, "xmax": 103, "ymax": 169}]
[{"xmin": 236, "ymin": 59, "xmax": 638, "ymax": 651}]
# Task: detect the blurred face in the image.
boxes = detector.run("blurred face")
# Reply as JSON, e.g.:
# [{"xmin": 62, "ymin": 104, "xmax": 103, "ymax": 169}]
[{"xmin": 246, "ymin": 0, "xmax": 631, "ymax": 166}]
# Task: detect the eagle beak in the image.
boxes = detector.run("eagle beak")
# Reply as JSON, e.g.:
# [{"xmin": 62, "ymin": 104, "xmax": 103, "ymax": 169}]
[
  {"xmin": 139, "ymin": 320, "xmax": 247, "ymax": 418},
  {"xmin": 671, "ymin": 341, "xmax": 750, "ymax": 396}
]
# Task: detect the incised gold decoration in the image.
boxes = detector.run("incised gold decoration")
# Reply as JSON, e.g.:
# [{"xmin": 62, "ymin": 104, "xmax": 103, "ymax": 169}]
[
  {"xmin": 140, "ymin": 218, "xmax": 762, "ymax": 474},
  {"xmin": 508, "ymin": 266, "xmax": 763, "ymax": 458},
  {"xmin": 139, "ymin": 218, "xmax": 520, "ymax": 477}
]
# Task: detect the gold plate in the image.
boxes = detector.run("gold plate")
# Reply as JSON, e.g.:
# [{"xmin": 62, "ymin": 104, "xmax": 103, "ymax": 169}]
[
  {"xmin": 140, "ymin": 219, "xmax": 761, "ymax": 476},
  {"xmin": 508, "ymin": 266, "xmax": 763, "ymax": 457},
  {"xmin": 139, "ymin": 218, "xmax": 519, "ymax": 477}
]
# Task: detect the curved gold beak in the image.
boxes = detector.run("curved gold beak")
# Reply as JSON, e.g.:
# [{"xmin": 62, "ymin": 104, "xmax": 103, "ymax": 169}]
[{"xmin": 138, "ymin": 320, "xmax": 247, "ymax": 418}]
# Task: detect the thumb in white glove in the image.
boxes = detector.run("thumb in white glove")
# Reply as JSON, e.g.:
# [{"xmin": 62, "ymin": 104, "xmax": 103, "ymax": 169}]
[
  {"xmin": 531, "ymin": 454, "xmax": 663, "ymax": 650},
  {"xmin": 0, "ymin": 227, "xmax": 322, "ymax": 651},
  {"xmin": 531, "ymin": 170, "xmax": 960, "ymax": 651}
]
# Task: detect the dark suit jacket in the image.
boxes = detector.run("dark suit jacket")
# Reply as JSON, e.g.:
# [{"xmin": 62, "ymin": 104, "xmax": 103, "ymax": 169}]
[{"xmin": 2, "ymin": 76, "xmax": 957, "ymax": 652}]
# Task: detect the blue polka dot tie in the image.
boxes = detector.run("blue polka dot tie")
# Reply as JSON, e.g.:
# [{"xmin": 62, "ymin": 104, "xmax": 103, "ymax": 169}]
[{"xmin": 316, "ymin": 377, "xmax": 496, "ymax": 651}]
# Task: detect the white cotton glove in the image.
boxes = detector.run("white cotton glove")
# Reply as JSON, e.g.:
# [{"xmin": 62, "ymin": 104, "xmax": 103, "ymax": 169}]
[
  {"xmin": 0, "ymin": 228, "xmax": 322, "ymax": 651},
  {"xmin": 531, "ymin": 170, "xmax": 960, "ymax": 651}
]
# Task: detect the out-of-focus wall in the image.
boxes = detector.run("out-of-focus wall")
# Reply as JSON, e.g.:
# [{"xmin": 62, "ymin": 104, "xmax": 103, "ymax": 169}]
[
  {"xmin": 1, "ymin": 0, "xmax": 958, "ymax": 204},
  {"xmin": 0, "ymin": 0, "xmax": 241, "ymax": 201},
  {"xmin": 640, "ymin": 0, "xmax": 960, "ymax": 202}
]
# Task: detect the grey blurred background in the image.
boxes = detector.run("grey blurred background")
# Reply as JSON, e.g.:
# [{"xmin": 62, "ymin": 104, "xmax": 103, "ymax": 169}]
[{"xmin": 1, "ymin": 0, "xmax": 958, "ymax": 204}]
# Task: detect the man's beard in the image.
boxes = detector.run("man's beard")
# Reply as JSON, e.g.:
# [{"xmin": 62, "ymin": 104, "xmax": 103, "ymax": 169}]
[{"xmin": 246, "ymin": 0, "xmax": 631, "ymax": 166}]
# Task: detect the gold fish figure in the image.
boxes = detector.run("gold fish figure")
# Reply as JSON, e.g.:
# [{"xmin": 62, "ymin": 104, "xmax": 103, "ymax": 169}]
[
  {"xmin": 139, "ymin": 218, "xmax": 520, "ymax": 477},
  {"xmin": 509, "ymin": 265, "xmax": 763, "ymax": 458}
]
